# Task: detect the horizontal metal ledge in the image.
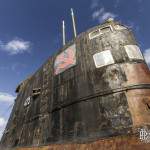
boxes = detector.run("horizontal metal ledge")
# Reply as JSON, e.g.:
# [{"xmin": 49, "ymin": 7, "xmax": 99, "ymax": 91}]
[
  {"xmin": 51, "ymin": 83, "xmax": 150, "ymax": 112},
  {"xmin": 24, "ymin": 83, "xmax": 150, "ymax": 123}
]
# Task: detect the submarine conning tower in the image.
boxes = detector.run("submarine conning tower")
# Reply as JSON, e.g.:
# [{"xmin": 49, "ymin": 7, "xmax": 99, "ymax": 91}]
[{"xmin": 1, "ymin": 18, "xmax": 150, "ymax": 149}]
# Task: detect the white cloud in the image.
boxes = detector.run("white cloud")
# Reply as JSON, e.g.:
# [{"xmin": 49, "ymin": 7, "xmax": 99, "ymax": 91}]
[
  {"xmin": 144, "ymin": 48, "xmax": 150, "ymax": 66},
  {"xmin": 0, "ymin": 92, "xmax": 16, "ymax": 103},
  {"xmin": 0, "ymin": 39, "xmax": 31, "ymax": 55},
  {"xmin": 92, "ymin": 7, "xmax": 117, "ymax": 23},
  {"xmin": 0, "ymin": 117, "xmax": 7, "ymax": 140},
  {"xmin": 0, "ymin": 118, "xmax": 6, "ymax": 128}
]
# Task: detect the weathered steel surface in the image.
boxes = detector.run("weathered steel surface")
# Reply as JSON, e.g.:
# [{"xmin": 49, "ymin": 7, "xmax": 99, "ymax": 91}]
[
  {"xmin": 123, "ymin": 63, "xmax": 150, "ymax": 127},
  {"xmin": 5, "ymin": 135, "xmax": 150, "ymax": 150},
  {"xmin": 1, "ymin": 20, "xmax": 150, "ymax": 149}
]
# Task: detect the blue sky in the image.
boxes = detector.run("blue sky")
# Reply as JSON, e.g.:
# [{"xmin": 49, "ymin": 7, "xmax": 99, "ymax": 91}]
[{"xmin": 0, "ymin": 0, "xmax": 150, "ymax": 139}]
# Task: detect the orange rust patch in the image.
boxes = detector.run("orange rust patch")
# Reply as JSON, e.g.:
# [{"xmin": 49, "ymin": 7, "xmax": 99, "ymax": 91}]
[
  {"xmin": 126, "ymin": 89, "xmax": 150, "ymax": 127},
  {"xmin": 123, "ymin": 63, "xmax": 150, "ymax": 85},
  {"xmin": 11, "ymin": 135, "xmax": 150, "ymax": 150},
  {"xmin": 123, "ymin": 63, "xmax": 150, "ymax": 127}
]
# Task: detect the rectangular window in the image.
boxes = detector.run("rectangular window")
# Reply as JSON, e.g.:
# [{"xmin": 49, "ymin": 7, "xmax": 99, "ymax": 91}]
[
  {"xmin": 89, "ymin": 25, "xmax": 113, "ymax": 40},
  {"xmin": 100, "ymin": 26, "xmax": 112, "ymax": 34},
  {"xmin": 93, "ymin": 50, "xmax": 115, "ymax": 68},
  {"xmin": 89, "ymin": 29, "xmax": 101, "ymax": 39},
  {"xmin": 32, "ymin": 88, "xmax": 41, "ymax": 97},
  {"xmin": 54, "ymin": 44, "xmax": 76, "ymax": 75},
  {"xmin": 124, "ymin": 45, "xmax": 144, "ymax": 60},
  {"xmin": 114, "ymin": 25, "xmax": 127, "ymax": 30}
]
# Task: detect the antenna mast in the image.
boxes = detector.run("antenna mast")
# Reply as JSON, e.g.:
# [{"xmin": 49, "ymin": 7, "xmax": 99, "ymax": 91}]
[
  {"xmin": 71, "ymin": 8, "xmax": 77, "ymax": 38},
  {"xmin": 62, "ymin": 20, "xmax": 66, "ymax": 46}
]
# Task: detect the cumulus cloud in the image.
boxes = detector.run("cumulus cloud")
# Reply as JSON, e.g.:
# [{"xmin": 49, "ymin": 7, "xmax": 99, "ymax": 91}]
[
  {"xmin": 0, "ymin": 117, "xmax": 7, "ymax": 140},
  {"xmin": 92, "ymin": 7, "xmax": 117, "ymax": 23},
  {"xmin": 0, "ymin": 118, "xmax": 6, "ymax": 128},
  {"xmin": 0, "ymin": 92, "xmax": 14, "ymax": 139},
  {"xmin": 144, "ymin": 48, "xmax": 150, "ymax": 66},
  {"xmin": 0, "ymin": 38, "xmax": 31, "ymax": 55},
  {"xmin": 0, "ymin": 92, "xmax": 16, "ymax": 103}
]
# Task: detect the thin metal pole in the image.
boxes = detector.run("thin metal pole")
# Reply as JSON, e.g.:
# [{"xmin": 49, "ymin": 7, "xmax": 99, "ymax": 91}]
[
  {"xmin": 62, "ymin": 20, "xmax": 66, "ymax": 46},
  {"xmin": 71, "ymin": 8, "xmax": 77, "ymax": 38}
]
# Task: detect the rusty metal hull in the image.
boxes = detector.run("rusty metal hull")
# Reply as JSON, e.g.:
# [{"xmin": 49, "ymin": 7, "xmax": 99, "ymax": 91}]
[
  {"xmin": 2, "ymin": 134, "xmax": 150, "ymax": 150},
  {"xmin": 1, "ymin": 20, "xmax": 150, "ymax": 149}
]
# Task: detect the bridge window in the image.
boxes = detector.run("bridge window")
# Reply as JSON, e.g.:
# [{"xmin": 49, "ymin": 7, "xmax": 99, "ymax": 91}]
[
  {"xmin": 114, "ymin": 25, "xmax": 127, "ymax": 30},
  {"xmin": 89, "ymin": 25, "xmax": 113, "ymax": 40},
  {"xmin": 93, "ymin": 50, "xmax": 114, "ymax": 68},
  {"xmin": 100, "ymin": 26, "xmax": 112, "ymax": 34},
  {"xmin": 124, "ymin": 45, "xmax": 144, "ymax": 60},
  {"xmin": 89, "ymin": 29, "xmax": 101, "ymax": 39}
]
